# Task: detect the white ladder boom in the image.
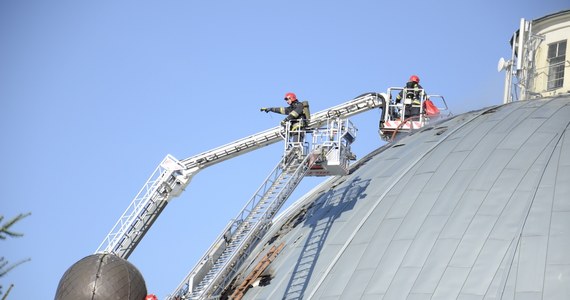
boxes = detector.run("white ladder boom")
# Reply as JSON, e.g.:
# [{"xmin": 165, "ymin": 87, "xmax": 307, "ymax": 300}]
[
  {"xmin": 180, "ymin": 92, "xmax": 384, "ymax": 170},
  {"xmin": 95, "ymin": 93, "xmax": 385, "ymax": 259}
]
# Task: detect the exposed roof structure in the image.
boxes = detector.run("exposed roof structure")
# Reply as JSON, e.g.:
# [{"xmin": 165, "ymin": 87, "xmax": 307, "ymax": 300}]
[{"xmin": 231, "ymin": 95, "xmax": 570, "ymax": 299}]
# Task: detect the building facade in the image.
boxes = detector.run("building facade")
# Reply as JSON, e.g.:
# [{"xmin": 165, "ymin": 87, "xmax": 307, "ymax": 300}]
[{"xmin": 502, "ymin": 10, "xmax": 570, "ymax": 102}]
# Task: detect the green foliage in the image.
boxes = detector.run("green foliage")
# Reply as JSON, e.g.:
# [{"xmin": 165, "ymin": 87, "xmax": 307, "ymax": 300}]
[
  {"xmin": 0, "ymin": 213, "xmax": 31, "ymax": 240},
  {"xmin": 0, "ymin": 213, "xmax": 31, "ymax": 299}
]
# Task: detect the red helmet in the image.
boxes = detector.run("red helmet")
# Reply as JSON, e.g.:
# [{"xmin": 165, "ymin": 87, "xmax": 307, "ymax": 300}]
[
  {"xmin": 145, "ymin": 294, "xmax": 158, "ymax": 300},
  {"xmin": 409, "ymin": 75, "xmax": 420, "ymax": 83},
  {"xmin": 284, "ymin": 92, "xmax": 297, "ymax": 101}
]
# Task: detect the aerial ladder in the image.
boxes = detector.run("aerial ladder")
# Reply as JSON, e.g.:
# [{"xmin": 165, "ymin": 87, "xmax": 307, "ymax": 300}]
[
  {"xmin": 168, "ymin": 117, "xmax": 358, "ymax": 300},
  {"xmin": 93, "ymin": 88, "xmax": 448, "ymax": 298},
  {"xmin": 95, "ymin": 92, "xmax": 385, "ymax": 259},
  {"xmin": 94, "ymin": 89, "xmax": 449, "ymax": 260}
]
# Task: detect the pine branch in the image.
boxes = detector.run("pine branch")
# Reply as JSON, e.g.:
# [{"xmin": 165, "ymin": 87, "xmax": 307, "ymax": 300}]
[
  {"xmin": 0, "ymin": 258, "xmax": 31, "ymax": 277},
  {"xmin": 0, "ymin": 213, "xmax": 31, "ymax": 240},
  {"xmin": 1, "ymin": 284, "xmax": 14, "ymax": 300},
  {"xmin": 0, "ymin": 211, "xmax": 32, "ymax": 292}
]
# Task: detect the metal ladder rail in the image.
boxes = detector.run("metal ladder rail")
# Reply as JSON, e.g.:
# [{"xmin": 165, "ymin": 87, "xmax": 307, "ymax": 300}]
[
  {"xmin": 205, "ymin": 146, "xmax": 338, "ymax": 299},
  {"xmin": 169, "ymin": 152, "xmax": 313, "ymax": 300},
  {"xmin": 166, "ymin": 158, "xmax": 295, "ymax": 299},
  {"xmin": 169, "ymin": 154, "xmax": 306, "ymax": 299},
  {"xmin": 107, "ymin": 194, "xmax": 168, "ymax": 259},
  {"xmin": 180, "ymin": 93, "xmax": 384, "ymax": 170},
  {"xmin": 96, "ymin": 155, "xmax": 188, "ymax": 258},
  {"xmin": 317, "ymin": 93, "xmax": 384, "ymax": 120},
  {"xmin": 194, "ymin": 154, "xmax": 312, "ymax": 299}
]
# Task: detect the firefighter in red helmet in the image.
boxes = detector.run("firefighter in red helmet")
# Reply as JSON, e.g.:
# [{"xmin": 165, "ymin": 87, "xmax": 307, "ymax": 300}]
[
  {"xmin": 145, "ymin": 294, "xmax": 158, "ymax": 300},
  {"xmin": 260, "ymin": 92, "xmax": 310, "ymax": 142},
  {"xmin": 395, "ymin": 75, "xmax": 425, "ymax": 118}
]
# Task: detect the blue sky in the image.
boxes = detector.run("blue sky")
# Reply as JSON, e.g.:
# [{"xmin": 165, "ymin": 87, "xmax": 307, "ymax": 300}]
[{"xmin": 1, "ymin": 1, "xmax": 568, "ymax": 299}]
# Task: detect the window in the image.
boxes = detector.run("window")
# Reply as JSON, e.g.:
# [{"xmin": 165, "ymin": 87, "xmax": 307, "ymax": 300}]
[{"xmin": 547, "ymin": 40, "xmax": 566, "ymax": 90}]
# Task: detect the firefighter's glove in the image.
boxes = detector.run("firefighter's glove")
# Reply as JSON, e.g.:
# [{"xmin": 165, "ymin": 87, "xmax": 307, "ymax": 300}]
[
  {"xmin": 280, "ymin": 120, "xmax": 287, "ymax": 126},
  {"xmin": 260, "ymin": 107, "xmax": 270, "ymax": 113}
]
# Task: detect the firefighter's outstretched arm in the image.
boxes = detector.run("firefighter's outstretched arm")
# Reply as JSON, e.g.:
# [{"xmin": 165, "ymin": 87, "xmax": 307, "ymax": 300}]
[{"xmin": 260, "ymin": 107, "xmax": 287, "ymax": 114}]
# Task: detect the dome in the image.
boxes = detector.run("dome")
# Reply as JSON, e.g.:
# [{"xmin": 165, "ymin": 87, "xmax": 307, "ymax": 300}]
[
  {"xmin": 55, "ymin": 253, "xmax": 147, "ymax": 300},
  {"xmin": 230, "ymin": 96, "xmax": 570, "ymax": 299}
]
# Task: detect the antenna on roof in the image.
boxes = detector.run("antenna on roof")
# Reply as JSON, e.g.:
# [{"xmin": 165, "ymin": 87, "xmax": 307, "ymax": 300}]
[
  {"xmin": 516, "ymin": 18, "xmax": 528, "ymax": 70},
  {"xmin": 497, "ymin": 57, "xmax": 508, "ymax": 72},
  {"xmin": 497, "ymin": 57, "xmax": 513, "ymax": 104}
]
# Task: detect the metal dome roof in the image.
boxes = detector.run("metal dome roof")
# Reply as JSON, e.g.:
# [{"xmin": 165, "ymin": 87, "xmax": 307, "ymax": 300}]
[{"xmin": 230, "ymin": 95, "xmax": 570, "ymax": 299}]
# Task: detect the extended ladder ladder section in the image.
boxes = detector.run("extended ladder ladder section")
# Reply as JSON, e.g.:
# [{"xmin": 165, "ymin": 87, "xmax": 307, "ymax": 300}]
[
  {"xmin": 95, "ymin": 93, "xmax": 384, "ymax": 258},
  {"xmin": 168, "ymin": 118, "xmax": 357, "ymax": 300},
  {"xmin": 179, "ymin": 92, "xmax": 384, "ymax": 170},
  {"xmin": 95, "ymin": 155, "xmax": 190, "ymax": 258}
]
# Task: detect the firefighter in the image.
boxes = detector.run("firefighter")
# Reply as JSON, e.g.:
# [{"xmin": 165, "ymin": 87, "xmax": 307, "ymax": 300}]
[
  {"xmin": 395, "ymin": 75, "xmax": 425, "ymax": 118},
  {"xmin": 145, "ymin": 294, "xmax": 158, "ymax": 300},
  {"xmin": 260, "ymin": 92, "xmax": 310, "ymax": 142}
]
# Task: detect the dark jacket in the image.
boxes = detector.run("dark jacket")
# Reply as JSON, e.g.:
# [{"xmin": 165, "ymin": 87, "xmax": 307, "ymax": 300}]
[
  {"xmin": 396, "ymin": 81, "xmax": 424, "ymax": 104},
  {"xmin": 268, "ymin": 100, "xmax": 308, "ymax": 129}
]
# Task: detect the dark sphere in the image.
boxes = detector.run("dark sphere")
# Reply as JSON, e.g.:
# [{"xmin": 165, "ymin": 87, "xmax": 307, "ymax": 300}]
[{"xmin": 55, "ymin": 253, "xmax": 147, "ymax": 300}]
